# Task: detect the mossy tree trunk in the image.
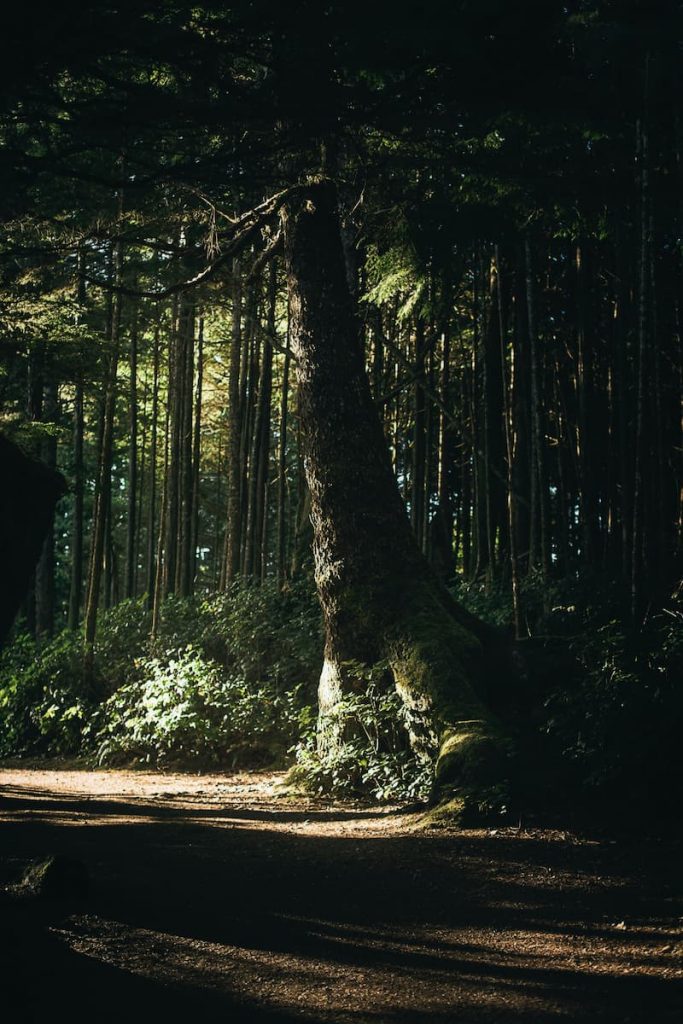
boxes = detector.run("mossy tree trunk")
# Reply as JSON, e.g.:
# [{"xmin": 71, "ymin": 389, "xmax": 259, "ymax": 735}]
[{"xmin": 281, "ymin": 179, "xmax": 510, "ymax": 803}]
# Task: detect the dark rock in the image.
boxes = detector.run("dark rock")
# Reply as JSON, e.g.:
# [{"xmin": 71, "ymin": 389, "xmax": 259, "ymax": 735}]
[
  {"xmin": 17, "ymin": 854, "xmax": 89, "ymax": 902},
  {"xmin": 0, "ymin": 434, "xmax": 66, "ymax": 647}
]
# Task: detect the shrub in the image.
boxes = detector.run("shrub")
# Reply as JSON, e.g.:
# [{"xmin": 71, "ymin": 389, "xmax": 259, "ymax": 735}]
[
  {"xmin": 0, "ymin": 630, "xmax": 92, "ymax": 756},
  {"xmin": 542, "ymin": 612, "xmax": 683, "ymax": 796},
  {"xmin": 292, "ymin": 664, "xmax": 434, "ymax": 802},
  {"xmin": 93, "ymin": 645, "xmax": 311, "ymax": 768},
  {"xmin": 0, "ymin": 580, "xmax": 322, "ymax": 767},
  {"xmin": 2, "ymin": 569, "xmax": 680, "ymax": 813},
  {"xmin": 92, "ymin": 597, "xmax": 152, "ymax": 694},
  {"xmin": 197, "ymin": 577, "xmax": 322, "ymax": 693},
  {"xmin": 454, "ymin": 571, "xmax": 683, "ymax": 808}
]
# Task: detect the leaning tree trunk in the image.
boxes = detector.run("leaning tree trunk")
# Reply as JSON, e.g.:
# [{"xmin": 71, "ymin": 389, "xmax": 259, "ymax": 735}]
[{"xmin": 281, "ymin": 179, "xmax": 510, "ymax": 805}]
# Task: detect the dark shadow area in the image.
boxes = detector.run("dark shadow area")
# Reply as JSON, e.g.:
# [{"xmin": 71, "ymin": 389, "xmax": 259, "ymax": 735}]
[
  {"xmin": 1, "ymin": 781, "xmax": 681, "ymax": 1023},
  {"xmin": 0, "ymin": 786, "xmax": 394, "ymax": 823},
  {"xmin": 1, "ymin": 899, "xmax": 304, "ymax": 1024},
  {"xmin": 0, "ymin": 435, "xmax": 65, "ymax": 647}
]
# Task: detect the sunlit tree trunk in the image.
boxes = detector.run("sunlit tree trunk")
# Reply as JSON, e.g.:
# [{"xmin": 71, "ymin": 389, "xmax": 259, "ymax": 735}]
[
  {"xmin": 35, "ymin": 373, "xmax": 58, "ymax": 639},
  {"xmin": 496, "ymin": 247, "xmax": 522, "ymax": 638},
  {"xmin": 282, "ymin": 180, "xmax": 509, "ymax": 804},
  {"xmin": 68, "ymin": 371, "xmax": 84, "ymax": 629},
  {"xmin": 84, "ymin": 214, "xmax": 123, "ymax": 682},
  {"xmin": 223, "ymin": 259, "xmax": 243, "ymax": 586},
  {"xmin": 191, "ymin": 316, "xmax": 204, "ymax": 587},
  {"xmin": 145, "ymin": 323, "xmax": 160, "ymax": 607},
  {"xmin": 525, "ymin": 237, "xmax": 551, "ymax": 585},
  {"xmin": 125, "ymin": 296, "xmax": 139, "ymax": 599}
]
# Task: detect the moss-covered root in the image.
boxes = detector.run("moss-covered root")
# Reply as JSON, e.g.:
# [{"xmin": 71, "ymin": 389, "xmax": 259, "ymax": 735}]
[
  {"xmin": 435, "ymin": 719, "xmax": 510, "ymax": 791},
  {"xmin": 423, "ymin": 719, "xmax": 513, "ymax": 827},
  {"xmin": 385, "ymin": 590, "xmax": 513, "ymax": 824},
  {"xmin": 415, "ymin": 724, "xmax": 513, "ymax": 828}
]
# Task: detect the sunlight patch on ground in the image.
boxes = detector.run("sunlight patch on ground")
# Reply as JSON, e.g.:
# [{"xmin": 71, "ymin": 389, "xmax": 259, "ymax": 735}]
[{"xmin": 54, "ymin": 914, "xmax": 576, "ymax": 1020}]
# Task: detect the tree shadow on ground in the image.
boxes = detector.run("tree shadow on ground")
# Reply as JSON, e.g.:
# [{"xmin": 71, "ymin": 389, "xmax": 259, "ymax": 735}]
[{"xmin": 1, "ymin": 782, "xmax": 681, "ymax": 1023}]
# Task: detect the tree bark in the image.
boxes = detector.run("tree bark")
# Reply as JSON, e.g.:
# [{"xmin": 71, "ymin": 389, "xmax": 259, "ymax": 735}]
[
  {"xmin": 145, "ymin": 323, "xmax": 160, "ymax": 607},
  {"xmin": 68, "ymin": 372, "xmax": 84, "ymax": 629},
  {"xmin": 125, "ymin": 297, "xmax": 139, "ymax": 599},
  {"xmin": 35, "ymin": 374, "xmax": 58, "ymax": 639},
  {"xmin": 276, "ymin": 299, "xmax": 291, "ymax": 585},
  {"xmin": 83, "ymin": 222, "xmax": 123, "ymax": 682},
  {"xmin": 282, "ymin": 180, "xmax": 509, "ymax": 803},
  {"xmin": 191, "ymin": 316, "xmax": 204, "ymax": 586},
  {"xmin": 223, "ymin": 260, "xmax": 243, "ymax": 586}
]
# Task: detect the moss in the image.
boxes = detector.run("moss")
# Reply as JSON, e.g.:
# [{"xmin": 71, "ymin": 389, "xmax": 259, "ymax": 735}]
[
  {"xmin": 417, "ymin": 795, "xmax": 468, "ymax": 829},
  {"xmin": 312, "ymin": 567, "xmax": 515, "ymax": 806},
  {"xmin": 381, "ymin": 581, "xmax": 513, "ymax": 806},
  {"xmin": 435, "ymin": 721, "xmax": 509, "ymax": 788},
  {"xmin": 417, "ymin": 782, "xmax": 510, "ymax": 827}
]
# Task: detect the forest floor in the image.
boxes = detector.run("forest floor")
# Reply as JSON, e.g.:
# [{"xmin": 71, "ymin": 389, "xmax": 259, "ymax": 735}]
[{"xmin": 0, "ymin": 767, "xmax": 681, "ymax": 1023}]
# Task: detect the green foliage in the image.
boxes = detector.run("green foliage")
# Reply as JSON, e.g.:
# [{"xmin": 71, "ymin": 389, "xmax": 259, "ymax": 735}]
[
  {"xmin": 0, "ymin": 631, "xmax": 92, "ymax": 756},
  {"xmin": 93, "ymin": 646, "xmax": 308, "ymax": 768},
  {"xmin": 198, "ymin": 577, "xmax": 322, "ymax": 691},
  {"xmin": 453, "ymin": 570, "xmax": 626, "ymax": 637},
  {"xmin": 456, "ymin": 573, "xmax": 683, "ymax": 803},
  {"xmin": 0, "ymin": 580, "xmax": 322, "ymax": 767},
  {"xmin": 364, "ymin": 244, "xmax": 427, "ymax": 322},
  {"xmin": 2, "ymin": 567, "xmax": 680, "ymax": 809},
  {"xmin": 544, "ymin": 610, "xmax": 683, "ymax": 795},
  {"xmin": 293, "ymin": 664, "xmax": 434, "ymax": 802},
  {"xmin": 92, "ymin": 598, "xmax": 153, "ymax": 693}
]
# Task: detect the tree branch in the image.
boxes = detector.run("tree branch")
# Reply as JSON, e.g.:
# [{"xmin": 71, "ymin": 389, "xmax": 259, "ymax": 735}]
[{"xmin": 84, "ymin": 184, "xmax": 302, "ymax": 300}]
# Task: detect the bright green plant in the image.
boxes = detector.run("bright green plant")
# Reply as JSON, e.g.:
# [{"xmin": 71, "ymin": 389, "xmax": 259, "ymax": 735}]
[
  {"xmin": 93, "ymin": 645, "xmax": 312, "ymax": 767},
  {"xmin": 292, "ymin": 663, "xmax": 434, "ymax": 802}
]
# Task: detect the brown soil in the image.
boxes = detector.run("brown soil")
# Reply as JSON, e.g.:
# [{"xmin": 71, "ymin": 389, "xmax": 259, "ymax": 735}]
[{"xmin": 1, "ymin": 767, "xmax": 681, "ymax": 1023}]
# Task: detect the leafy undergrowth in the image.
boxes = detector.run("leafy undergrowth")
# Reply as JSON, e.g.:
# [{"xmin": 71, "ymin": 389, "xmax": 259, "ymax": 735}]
[
  {"xmin": 292, "ymin": 665, "xmax": 434, "ymax": 803},
  {"xmin": 0, "ymin": 582, "xmax": 431, "ymax": 801},
  {"xmin": 0, "ymin": 580, "xmax": 321, "ymax": 771},
  {"xmin": 1, "ymin": 571, "xmax": 682, "ymax": 813},
  {"xmin": 455, "ymin": 572, "xmax": 683, "ymax": 816}
]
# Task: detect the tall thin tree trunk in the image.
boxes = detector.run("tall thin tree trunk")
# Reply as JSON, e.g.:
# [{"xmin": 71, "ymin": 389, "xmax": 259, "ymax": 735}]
[
  {"xmin": 496, "ymin": 247, "xmax": 522, "ymax": 638},
  {"xmin": 277, "ymin": 300, "xmax": 291, "ymax": 586},
  {"xmin": 411, "ymin": 319, "xmax": 427, "ymax": 551},
  {"xmin": 163, "ymin": 295, "xmax": 181, "ymax": 597},
  {"xmin": 525, "ymin": 237, "xmax": 550, "ymax": 584},
  {"xmin": 224, "ymin": 259, "xmax": 243, "ymax": 585},
  {"xmin": 68, "ymin": 373, "xmax": 84, "ymax": 629},
  {"xmin": 84, "ymin": 207, "xmax": 124, "ymax": 682},
  {"xmin": 177, "ymin": 301, "xmax": 195, "ymax": 596},
  {"xmin": 35, "ymin": 374, "xmax": 57, "ymax": 639},
  {"xmin": 151, "ymin": 386, "xmax": 170, "ymax": 638},
  {"xmin": 253, "ymin": 264, "xmax": 275, "ymax": 578},
  {"xmin": 68, "ymin": 250, "xmax": 87, "ymax": 629},
  {"xmin": 145, "ymin": 324, "xmax": 160, "ymax": 606},
  {"xmin": 125, "ymin": 298, "xmax": 139, "ymax": 598},
  {"xmin": 191, "ymin": 316, "xmax": 204, "ymax": 587},
  {"xmin": 632, "ymin": 114, "xmax": 649, "ymax": 621}
]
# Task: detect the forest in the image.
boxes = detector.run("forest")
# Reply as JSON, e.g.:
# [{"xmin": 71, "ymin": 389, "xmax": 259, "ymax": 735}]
[{"xmin": 1, "ymin": 3, "xmax": 682, "ymax": 1022}]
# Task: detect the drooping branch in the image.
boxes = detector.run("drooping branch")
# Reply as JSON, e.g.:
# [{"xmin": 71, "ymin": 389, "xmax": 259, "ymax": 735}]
[{"xmin": 84, "ymin": 185, "xmax": 303, "ymax": 300}]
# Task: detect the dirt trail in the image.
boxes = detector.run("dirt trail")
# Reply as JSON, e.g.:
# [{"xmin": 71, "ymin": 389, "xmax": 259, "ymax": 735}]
[{"xmin": 0, "ymin": 767, "xmax": 681, "ymax": 1023}]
